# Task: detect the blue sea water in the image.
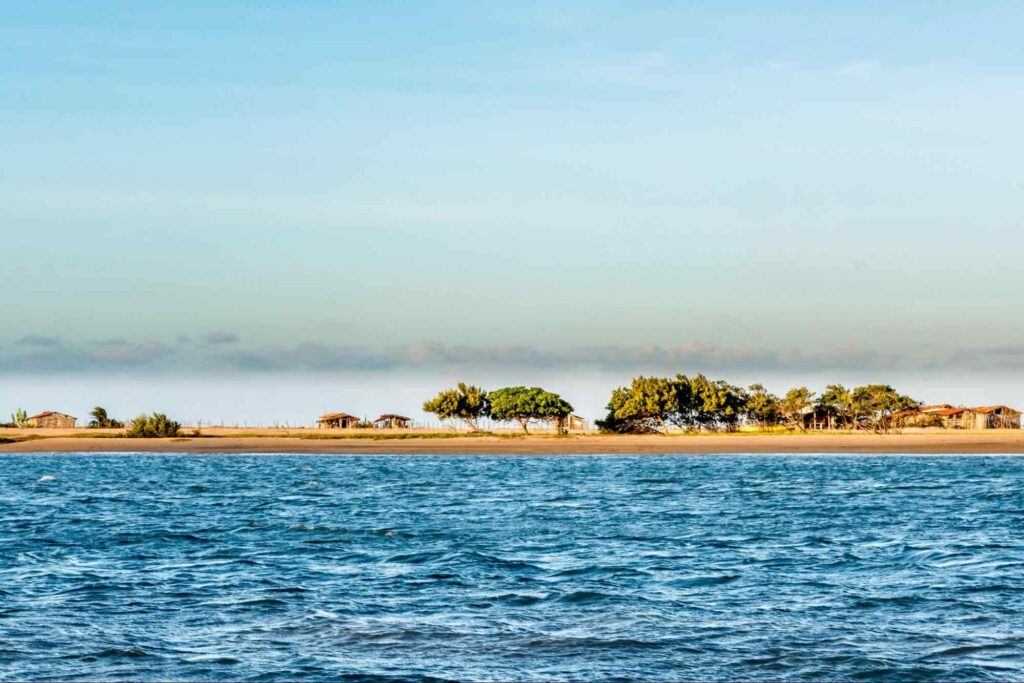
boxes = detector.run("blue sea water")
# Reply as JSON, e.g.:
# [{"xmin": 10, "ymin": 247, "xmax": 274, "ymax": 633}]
[{"xmin": 0, "ymin": 454, "xmax": 1022, "ymax": 682}]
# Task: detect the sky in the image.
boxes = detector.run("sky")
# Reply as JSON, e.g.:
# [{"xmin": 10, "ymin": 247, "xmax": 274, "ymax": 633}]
[{"xmin": 2, "ymin": 1, "xmax": 1024, "ymax": 423}]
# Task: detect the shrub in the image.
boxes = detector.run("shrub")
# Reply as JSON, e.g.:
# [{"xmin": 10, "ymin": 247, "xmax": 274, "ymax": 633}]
[{"xmin": 126, "ymin": 413, "xmax": 181, "ymax": 438}]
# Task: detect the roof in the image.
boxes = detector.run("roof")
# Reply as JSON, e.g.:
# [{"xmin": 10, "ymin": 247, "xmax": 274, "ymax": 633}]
[
  {"xmin": 27, "ymin": 411, "xmax": 76, "ymax": 420},
  {"xmin": 971, "ymin": 405, "xmax": 1022, "ymax": 415},
  {"xmin": 317, "ymin": 412, "xmax": 357, "ymax": 421},
  {"xmin": 374, "ymin": 414, "xmax": 411, "ymax": 422},
  {"xmin": 892, "ymin": 406, "xmax": 965, "ymax": 418},
  {"xmin": 932, "ymin": 408, "xmax": 968, "ymax": 417}
]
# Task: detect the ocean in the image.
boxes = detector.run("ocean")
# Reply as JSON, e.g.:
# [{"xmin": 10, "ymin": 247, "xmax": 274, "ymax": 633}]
[{"xmin": 1, "ymin": 454, "xmax": 1021, "ymax": 681}]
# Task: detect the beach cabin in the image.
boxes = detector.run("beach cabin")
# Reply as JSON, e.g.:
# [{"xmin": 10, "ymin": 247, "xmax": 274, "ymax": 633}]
[
  {"xmin": 892, "ymin": 404, "xmax": 1021, "ymax": 430},
  {"xmin": 25, "ymin": 411, "xmax": 77, "ymax": 429},
  {"xmin": 970, "ymin": 406, "xmax": 1022, "ymax": 430},
  {"xmin": 893, "ymin": 404, "xmax": 960, "ymax": 429},
  {"xmin": 373, "ymin": 414, "xmax": 413, "ymax": 429},
  {"xmin": 316, "ymin": 412, "xmax": 360, "ymax": 429},
  {"xmin": 554, "ymin": 414, "xmax": 588, "ymax": 433}
]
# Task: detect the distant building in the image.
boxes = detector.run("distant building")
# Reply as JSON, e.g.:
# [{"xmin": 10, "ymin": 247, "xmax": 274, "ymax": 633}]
[
  {"xmin": 373, "ymin": 414, "xmax": 413, "ymax": 429},
  {"xmin": 971, "ymin": 405, "xmax": 1022, "ymax": 430},
  {"xmin": 555, "ymin": 414, "xmax": 588, "ymax": 432},
  {"xmin": 893, "ymin": 404, "xmax": 1021, "ymax": 430},
  {"xmin": 316, "ymin": 412, "xmax": 360, "ymax": 429},
  {"xmin": 26, "ymin": 411, "xmax": 77, "ymax": 429}
]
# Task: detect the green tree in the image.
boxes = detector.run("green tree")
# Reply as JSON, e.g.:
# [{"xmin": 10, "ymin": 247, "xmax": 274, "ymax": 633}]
[
  {"xmin": 488, "ymin": 386, "xmax": 573, "ymax": 434},
  {"xmin": 816, "ymin": 384, "xmax": 853, "ymax": 430},
  {"xmin": 422, "ymin": 383, "xmax": 490, "ymax": 431},
  {"xmin": 126, "ymin": 413, "xmax": 181, "ymax": 438},
  {"xmin": 745, "ymin": 383, "xmax": 781, "ymax": 430},
  {"xmin": 598, "ymin": 376, "xmax": 679, "ymax": 434},
  {"xmin": 850, "ymin": 384, "xmax": 918, "ymax": 433},
  {"xmin": 10, "ymin": 409, "xmax": 29, "ymax": 428},
  {"xmin": 88, "ymin": 406, "xmax": 123, "ymax": 429},
  {"xmin": 684, "ymin": 374, "xmax": 748, "ymax": 431},
  {"xmin": 779, "ymin": 387, "xmax": 816, "ymax": 431}
]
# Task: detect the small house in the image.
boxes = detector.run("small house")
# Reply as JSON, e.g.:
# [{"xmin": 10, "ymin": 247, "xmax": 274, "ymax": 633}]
[
  {"xmin": 893, "ymin": 404, "xmax": 1021, "ymax": 430},
  {"xmin": 316, "ymin": 412, "xmax": 360, "ymax": 429},
  {"xmin": 26, "ymin": 411, "xmax": 77, "ymax": 429},
  {"xmin": 373, "ymin": 414, "xmax": 413, "ymax": 429},
  {"xmin": 555, "ymin": 414, "xmax": 588, "ymax": 432},
  {"xmin": 970, "ymin": 405, "xmax": 1022, "ymax": 430}
]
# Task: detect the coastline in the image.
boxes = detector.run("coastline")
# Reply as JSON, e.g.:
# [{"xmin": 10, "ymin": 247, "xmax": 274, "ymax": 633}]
[{"xmin": 3, "ymin": 429, "xmax": 1024, "ymax": 454}]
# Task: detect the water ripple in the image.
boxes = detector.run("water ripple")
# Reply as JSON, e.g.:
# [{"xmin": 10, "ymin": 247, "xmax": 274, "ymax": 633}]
[{"xmin": 0, "ymin": 453, "xmax": 1022, "ymax": 681}]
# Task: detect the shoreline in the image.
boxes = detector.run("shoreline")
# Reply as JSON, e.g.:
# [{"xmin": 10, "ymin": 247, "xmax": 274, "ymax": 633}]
[{"xmin": 3, "ymin": 430, "xmax": 1024, "ymax": 454}]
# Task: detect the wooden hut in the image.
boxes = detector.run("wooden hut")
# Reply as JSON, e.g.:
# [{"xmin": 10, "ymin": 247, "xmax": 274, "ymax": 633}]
[
  {"xmin": 970, "ymin": 406, "xmax": 1022, "ymax": 430},
  {"xmin": 25, "ymin": 411, "xmax": 77, "ymax": 429},
  {"xmin": 373, "ymin": 414, "xmax": 413, "ymax": 429},
  {"xmin": 316, "ymin": 412, "xmax": 360, "ymax": 429},
  {"xmin": 554, "ymin": 414, "xmax": 588, "ymax": 433},
  {"xmin": 893, "ymin": 404, "xmax": 1021, "ymax": 430}
]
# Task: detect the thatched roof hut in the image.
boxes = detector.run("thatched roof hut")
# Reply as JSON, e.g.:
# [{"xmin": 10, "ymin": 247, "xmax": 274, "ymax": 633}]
[
  {"xmin": 316, "ymin": 412, "xmax": 360, "ymax": 429},
  {"xmin": 373, "ymin": 414, "xmax": 413, "ymax": 429},
  {"xmin": 971, "ymin": 405, "xmax": 1022, "ymax": 429}
]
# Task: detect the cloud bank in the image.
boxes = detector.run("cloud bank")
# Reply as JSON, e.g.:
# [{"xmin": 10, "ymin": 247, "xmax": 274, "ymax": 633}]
[{"xmin": 2, "ymin": 334, "xmax": 1020, "ymax": 375}]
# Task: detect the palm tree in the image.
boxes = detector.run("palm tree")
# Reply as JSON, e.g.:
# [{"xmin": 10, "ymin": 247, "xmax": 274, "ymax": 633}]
[{"xmin": 89, "ymin": 406, "xmax": 122, "ymax": 428}]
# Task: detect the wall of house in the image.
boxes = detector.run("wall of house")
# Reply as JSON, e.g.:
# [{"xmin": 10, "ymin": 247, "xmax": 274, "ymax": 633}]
[{"xmin": 28, "ymin": 415, "xmax": 76, "ymax": 429}]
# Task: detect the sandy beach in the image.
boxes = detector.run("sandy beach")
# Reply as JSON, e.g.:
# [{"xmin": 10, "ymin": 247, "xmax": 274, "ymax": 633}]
[{"xmin": 3, "ymin": 428, "xmax": 1024, "ymax": 454}]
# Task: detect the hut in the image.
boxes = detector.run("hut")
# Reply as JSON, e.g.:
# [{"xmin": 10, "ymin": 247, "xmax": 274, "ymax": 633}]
[
  {"xmin": 554, "ymin": 414, "xmax": 588, "ymax": 433},
  {"xmin": 316, "ymin": 412, "xmax": 360, "ymax": 429},
  {"xmin": 970, "ymin": 406, "xmax": 1022, "ymax": 430},
  {"xmin": 892, "ymin": 405, "xmax": 960, "ymax": 429},
  {"xmin": 373, "ymin": 414, "xmax": 413, "ymax": 429},
  {"xmin": 893, "ymin": 404, "xmax": 1021, "ymax": 430},
  {"xmin": 25, "ymin": 411, "xmax": 77, "ymax": 429}
]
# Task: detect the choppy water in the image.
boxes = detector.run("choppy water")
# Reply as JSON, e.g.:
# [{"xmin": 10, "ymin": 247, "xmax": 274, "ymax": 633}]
[{"xmin": 1, "ymin": 454, "xmax": 1022, "ymax": 681}]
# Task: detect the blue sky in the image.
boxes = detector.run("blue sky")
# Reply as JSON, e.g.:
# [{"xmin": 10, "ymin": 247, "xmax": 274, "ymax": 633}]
[{"xmin": 3, "ymin": 2, "xmax": 1023, "ymax": 421}]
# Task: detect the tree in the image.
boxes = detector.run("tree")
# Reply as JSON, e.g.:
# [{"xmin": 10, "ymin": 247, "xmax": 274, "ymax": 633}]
[
  {"xmin": 88, "ymin": 406, "xmax": 123, "ymax": 429},
  {"xmin": 779, "ymin": 387, "xmax": 816, "ymax": 431},
  {"xmin": 126, "ymin": 413, "xmax": 181, "ymax": 438},
  {"xmin": 488, "ymin": 386, "xmax": 573, "ymax": 434},
  {"xmin": 745, "ymin": 384, "xmax": 781, "ymax": 430},
  {"xmin": 816, "ymin": 384, "xmax": 853, "ymax": 430},
  {"xmin": 597, "ymin": 376, "xmax": 679, "ymax": 434},
  {"xmin": 10, "ymin": 409, "xmax": 29, "ymax": 429},
  {"xmin": 850, "ymin": 385, "xmax": 918, "ymax": 433},
  {"xmin": 422, "ymin": 383, "xmax": 490, "ymax": 431},
  {"xmin": 684, "ymin": 374, "xmax": 748, "ymax": 432}
]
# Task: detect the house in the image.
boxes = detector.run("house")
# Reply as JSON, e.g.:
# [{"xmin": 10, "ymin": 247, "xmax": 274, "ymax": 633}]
[
  {"xmin": 374, "ymin": 414, "xmax": 413, "ymax": 429},
  {"xmin": 892, "ymin": 405, "xmax": 961, "ymax": 429},
  {"xmin": 26, "ymin": 411, "xmax": 77, "ymax": 429},
  {"xmin": 892, "ymin": 404, "xmax": 1021, "ymax": 430},
  {"xmin": 554, "ymin": 414, "xmax": 588, "ymax": 432},
  {"xmin": 971, "ymin": 406, "xmax": 1022, "ymax": 430},
  {"xmin": 316, "ymin": 412, "xmax": 361, "ymax": 429},
  {"xmin": 801, "ymin": 407, "xmax": 850, "ymax": 430}
]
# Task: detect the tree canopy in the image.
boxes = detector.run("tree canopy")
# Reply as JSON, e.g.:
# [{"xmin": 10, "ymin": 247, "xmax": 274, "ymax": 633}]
[
  {"xmin": 598, "ymin": 376, "xmax": 918, "ymax": 434},
  {"xmin": 850, "ymin": 384, "xmax": 918, "ymax": 432},
  {"xmin": 600, "ymin": 375, "xmax": 679, "ymax": 434},
  {"xmin": 779, "ymin": 387, "xmax": 816, "ymax": 431},
  {"xmin": 422, "ymin": 383, "xmax": 491, "ymax": 431},
  {"xmin": 745, "ymin": 384, "xmax": 781, "ymax": 429},
  {"xmin": 488, "ymin": 386, "xmax": 573, "ymax": 434}
]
